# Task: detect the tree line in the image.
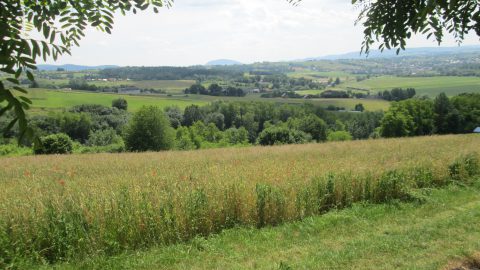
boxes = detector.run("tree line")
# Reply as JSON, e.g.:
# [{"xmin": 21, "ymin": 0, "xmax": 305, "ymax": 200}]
[{"xmin": 1, "ymin": 92, "xmax": 478, "ymax": 155}]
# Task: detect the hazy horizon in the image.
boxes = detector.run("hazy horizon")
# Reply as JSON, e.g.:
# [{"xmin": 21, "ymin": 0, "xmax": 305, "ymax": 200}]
[{"xmin": 42, "ymin": 0, "xmax": 480, "ymax": 67}]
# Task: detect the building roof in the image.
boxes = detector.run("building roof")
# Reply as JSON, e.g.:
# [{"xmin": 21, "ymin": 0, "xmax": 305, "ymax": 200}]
[{"xmin": 474, "ymin": 127, "xmax": 480, "ymax": 133}]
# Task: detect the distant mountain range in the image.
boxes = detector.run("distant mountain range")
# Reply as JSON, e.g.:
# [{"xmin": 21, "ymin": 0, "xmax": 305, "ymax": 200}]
[
  {"xmin": 206, "ymin": 59, "xmax": 243, "ymax": 66},
  {"xmin": 302, "ymin": 45, "xmax": 480, "ymax": 61},
  {"xmin": 38, "ymin": 46, "xmax": 480, "ymax": 70},
  {"xmin": 37, "ymin": 64, "xmax": 119, "ymax": 71}
]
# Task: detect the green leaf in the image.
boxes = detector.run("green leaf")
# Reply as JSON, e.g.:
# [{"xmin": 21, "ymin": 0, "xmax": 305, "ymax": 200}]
[
  {"xmin": 26, "ymin": 70, "xmax": 35, "ymax": 81},
  {"xmin": 6, "ymin": 78, "xmax": 20, "ymax": 84},
  {"xmin": 13, "ymin": 86, "xmax": 28, "ymax": 94}
]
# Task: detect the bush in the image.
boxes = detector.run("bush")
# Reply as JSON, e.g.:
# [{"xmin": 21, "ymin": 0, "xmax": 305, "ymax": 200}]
[
  {"xmin": 124, "ymin": 106, "xmax": 175, "ymax": 152},
  {"xmin": 112, "ymin": 98, "xmax": 128, "ymax": 110},
  {"xmin": 257, "ymin": 126, "xmax": 312, "ymax": 146},
  {"xmin": 449, "ymin": 153, "xmax": 479, "ymax": 181},
  {"xmin": 327, "ymin": 130, "xmax": 353, "ymax": 141},
  {"xmin": 87, "ymin": 128, "xmax": 122, "ymax": 146},
  {"xmin": 75, "ymin": 142, "xmax": 126, "ymax": 154},
  {"xmin": 58, "ymin": 112, "xmax": 92, "ymax": 143},
  {"xmin": 0, "ymin": 144, "xmax": 32, "ymax": 157},
  {"xmin": 223, "ymin": 127, "xmax": 249, "ymax": 145},
  {"xmin": 34, "ymin": 133, "xmax": 73, "ymax": 155},
  {"xmin": 296, "ymin": 114, "xmax": 327, "ymax": 142}
]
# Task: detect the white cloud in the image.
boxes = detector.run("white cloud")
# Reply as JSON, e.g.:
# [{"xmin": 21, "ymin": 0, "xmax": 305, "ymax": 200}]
[{"xmin": 45, "ymin": 0, "xmax": 479, "ymax": 66}]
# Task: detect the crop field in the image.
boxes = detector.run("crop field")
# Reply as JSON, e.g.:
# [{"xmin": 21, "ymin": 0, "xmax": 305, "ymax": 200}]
[
  {"xmin": 22, "ymin": 89, "xmax": 389, "ymax": 114},
  {"xmin": 287, "ymin": 70, "xmax": 351, "ymax": 81},
  {"xmin": 342, "ymin": 75, "xmax": 480, "ymax": 96},
  {"xmin": 25, "ymin": 89, "xmax": 208, "ymax": 111},
  {"xmin": 307, "ymin": 97, "xmax": 388, "ymax": 111},
  {"xmin": 88, "ymin": 79, "xmax": 195, "ymax": 93},
  {"xmin": 1, "ymin": 134, "xmax": 479, "ymax": 267},
  {"xmin": 53, "ymin": 184, "xmax": 480, "ymax": 269},
  {"xmin": 33, "ymin": 78, "xmax": 195, "ymax": 93}
]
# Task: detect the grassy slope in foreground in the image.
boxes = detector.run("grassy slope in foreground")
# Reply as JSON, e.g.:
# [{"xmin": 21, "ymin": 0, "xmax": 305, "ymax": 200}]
[
  {"xmin": 1, "ymin": 135, "xmax": 479, "ymax": 265},
  {"xmin": 50, "ymin": 183, "xmax": 480, "ymax": 270}
]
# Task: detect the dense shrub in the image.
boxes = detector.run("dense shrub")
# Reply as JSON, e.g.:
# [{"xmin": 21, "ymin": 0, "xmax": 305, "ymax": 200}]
[
  {"xmin": 257, "ymin": 126, "xmax": 312, "ymax": 146},
  {"xmin": 327, "ymin": 131, "xmax": 353, "ymax": 141},
  {"xmin": 124, "ymin": 106, "xmax": 175, "ymax": 152},
  {"xmin": 295, "ymin": 114, "xmax": 327, "ymax": 142},
  {"xmin": 112, "ymin": 98, "xmax": 128, "ymax": 110},
  {"xmin": 449, "ymin": 153, "xmax": 479, "ymax": 181},
  {"xmin": 223, "ymin": 127, "xmax": 249, "ymax": 145},
  {"xmin": 58, "ymin": 112, "xmax": 92, "ymax": 143},
  {"xmin": 75, "ymin": 142, "xmax": 126, "ymax": 154},
  {"xmin": 0, "ymin": 144, "xmax": 32, "ymax": 157},
  {"xmin": 87, "ymin": 128, "xmax": 122, "ymax": 146},
  {"xmin": 34, "ymin": 133, "xmax": 73, "ymax": 155}
]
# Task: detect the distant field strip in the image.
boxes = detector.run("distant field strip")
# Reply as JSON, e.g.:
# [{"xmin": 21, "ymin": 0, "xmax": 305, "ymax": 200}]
[
  {"xmin": 343, "ymin": 76, "xmax": 480, "ymax": 96},
  {"xmin": 0, "ymin": 135, "xmax": 479, "ymax": 266},
  {"xmin": 89, "ymin": 80, "xmax": 195, "ymax": 93},
  {"xmin": 24, "ymin": 89, "xmax": 389, "ymax": 112},
  {"xmin": 26, "ymin": 89, "xmax": 208, "ymax": 111}
]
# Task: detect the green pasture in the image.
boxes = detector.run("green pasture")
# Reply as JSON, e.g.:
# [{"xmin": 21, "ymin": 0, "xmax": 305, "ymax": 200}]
[
  {"xmin": 342, "ymin": 76, "xmax": 480, "ymax": 96},
  {"xmin": 26, "ymin": 89, "xmax": 207, "ymax": 111},
  {"xmin": 20, "ymin": 89, "xmax": 389, "ymax": 114}
]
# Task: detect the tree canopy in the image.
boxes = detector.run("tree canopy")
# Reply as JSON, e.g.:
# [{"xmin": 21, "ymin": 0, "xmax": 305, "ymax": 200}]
[
  {"xmin": 293, "ymin": 0, "xmax": 480, "ymax": 54},
  {"xmin": 0, "ymin": 0, "xmax": 171, "ymax": 141}
]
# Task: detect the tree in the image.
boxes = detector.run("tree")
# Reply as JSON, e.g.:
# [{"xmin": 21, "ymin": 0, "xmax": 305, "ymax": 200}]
[
  {"xmin": 112, "ymin": 98, "xmax": 128, "ymax": 111},
  {"xmin": 58, "ymin": 112, "xmax": 92, "ymax": 143},
  {"xmin": 356, "ymin": 0, "xmax": 480, "ymax": 54},
  {"xmin": 1, "ymin": 0, "xmax": 170, "ymax": 141},
  {"xmin": 183, "ymin": 105, "xmax": 204, "ymax": 126},
  {"xmin": 124, "ymin": 106, "xmax": 174, "ymax": 152},
  {"xmin": 165, "ymin": 106, "xmax": 184, "ymax": 129},
  {"xmin": 354, "ymin": 103, "xmax": 365, "ymax": 112},
  {"xmin": 292, "ymin": 0, "xmax": 480, "ymax": 53},
  {"xmin": 433, "ymin": 93, "xmax": 453, "ymax": 134},
  {"xmin": 204, "ymin": 112, "xmax": 225, "ymax": 130},
  {"xmin": 295, "ymin": 114, "xmax": 327, "ymax": 142},
  {"xmin": 380, "ymin": 109, "xmax": 414, "ymax": 138},
  {"xmin": 208, "ymin": 83, "xmax": 223, "ymax": 96}
]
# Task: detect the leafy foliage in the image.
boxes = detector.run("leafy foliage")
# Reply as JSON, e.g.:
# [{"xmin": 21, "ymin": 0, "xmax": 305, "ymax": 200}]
[
  {"xmin": 0, "ymin": 0, "xmax": 170, "ymax": 140},
  {"xmin": 34, "ymin": 133, "xmax": 73, "ymax": 155},
  {"xmin": 124, "ymin": 106, "xmax": 174, "ymax": 152},
  {"xmin": 353, "ymin": 0, "xmax": 480, "ymax": 53},
  {"xmin": 112, "ymin": 98, "xmax": 128, "ymax": 111}
]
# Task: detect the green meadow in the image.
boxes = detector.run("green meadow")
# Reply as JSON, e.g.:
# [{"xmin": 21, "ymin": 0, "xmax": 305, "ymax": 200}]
[
  {"xmin": 35, "ymin": 79, "xmax": 196, "ymax": 93},
  {"xmin": 26, "ymin": 89, "xmax": 208, "ymax": 111},
  {"xmin": 24, "ymin": 89, "xmax": 390, "ymax": 112},
  {"xmin": 342, "ymin": 76, "xmax": 480, "ymax": 96}
]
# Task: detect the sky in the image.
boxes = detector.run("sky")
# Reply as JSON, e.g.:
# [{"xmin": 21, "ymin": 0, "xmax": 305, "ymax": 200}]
[{"xmin": 44, "ymin": 0, "xmax": 480, "ymax": 67}]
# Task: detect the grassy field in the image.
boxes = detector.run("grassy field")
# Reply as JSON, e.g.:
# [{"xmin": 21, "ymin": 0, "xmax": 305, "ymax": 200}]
[
  {"xmin": 35, "ymin": 78, "xmax": 195, "ymax": 94},
  {"xmin": 1, "ymin": 135, "xmax": 479, "ymax": 267},
  {"xmin": 342, "ymin": 76, "xmax": 480, "ymax": 97},
  {"xmin": 50, "ymin": 184, "xmax": 480, "ymax": 270},
  {"xmin": 26, "ymin": 89, "xmax": 208, "ymax": 111},
  {"xmin": 23, "ymin": 89, "xmax": 390, "ymax": 113},
  {"xmin": 88, "ymin": 80, "xmax": 195, "ymax": 93}
]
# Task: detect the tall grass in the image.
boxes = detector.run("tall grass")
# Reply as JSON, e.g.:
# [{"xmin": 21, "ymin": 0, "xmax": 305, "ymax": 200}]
[{"xmin": 0, "ymin": 135, "xmax": 479, "ymax": 266}]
